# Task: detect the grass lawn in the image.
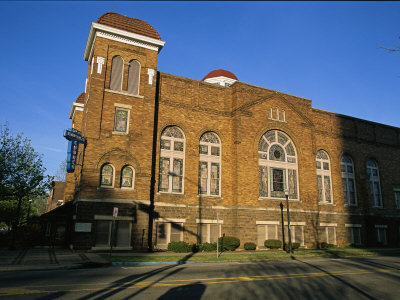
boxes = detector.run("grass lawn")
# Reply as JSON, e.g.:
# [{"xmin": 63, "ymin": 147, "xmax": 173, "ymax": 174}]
[{"xmin": 103, "ymin": 248, "xmax": 400, "ymax": 263}]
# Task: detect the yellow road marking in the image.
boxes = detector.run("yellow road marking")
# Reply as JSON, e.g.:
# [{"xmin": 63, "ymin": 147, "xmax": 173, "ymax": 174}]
[{"xmin": 0, "ymin": 268, "xmax": 391, "ymax": 296}]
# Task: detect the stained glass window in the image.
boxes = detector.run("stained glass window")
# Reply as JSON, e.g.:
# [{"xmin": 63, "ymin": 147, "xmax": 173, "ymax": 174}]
[
  {"xmin": 101, "ymin": 164, "xmax": 113, "ymax": 187},
  {"xmin": 109, "ymin": 56, "xmax": 123, "ymax": 91},
  {"xmin": 121, "ymin": 166, "xmax": 134, "ymax": 188},
  {"xmin": 159, "ymin": 126, "xmax": 185, "ymax": 193},
  {"xmin": 199, "ymin": 132, "xmax": 221, "ymax": 196},
  {"xmin": 258, "ymin": 130, "xmax": 298, "ymax": 199},
  {"xmin": 114, "ymin": 108, "xmax": 128, "ymax": 133},
  {"xmin": 367, "ymin": 159, "xmax": 382, "ymax": 207},
  {"xmin": 316, "ymin": 150, "xmax": 332, "ymax": 204},
  {"xmin": 341, "ymin": 155, "xmax": 357, "ymax": 206},
  {"xmin": 127, "ymin": 60, "xmax": 140, "ymax": 95}
]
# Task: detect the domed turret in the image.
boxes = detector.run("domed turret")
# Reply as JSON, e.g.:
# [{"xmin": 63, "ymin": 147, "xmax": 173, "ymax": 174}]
[{"xmin": 202, "ymin": 69, "xmax": 238, "ymax": 87}]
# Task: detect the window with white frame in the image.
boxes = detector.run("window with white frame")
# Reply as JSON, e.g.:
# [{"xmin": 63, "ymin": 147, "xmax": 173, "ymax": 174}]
[
  {"xmin": 127, "ymin": 60, "xmax": 140, "ymax": 95},
  {"xmin": 394, "ymin": 189, "xmax": 400, "ymax": 209},
  {"xmin": 100, "ymin": 164, "xmax": 114, "ymax": 188},
  {"xmin": 341, "ymin": 155, "xmax": 357, "ymax": 206},
  {"xmin": 346, "ymin": 224, "xmax": 362, "ymax": 245},
  {"xmin": 284, "ymin": 224, "xmax": 304, "ymax": 246},
  {"xmin": 316, "ymin": 150, "xmax": 332, "ymax": 204},
  {"xmin": 159, "ymin": 126, "xmax": 185, "ymax": 193},
  {"xmin": 319, "ymin": 224, "xmax": 336, "ymax": 245},
  {"xmin": 120, "ymin": 166, "xmax": 135, "ymax": 189},
  {"xmin": 199, "ymin": 132, "xmax": 221, "ymax": 196},
  {"xmin": 155, "ymin": 221, "xmax": 184, "ymax": 249},
  {"xmin": 257, "ymin": 222, "xmax": 278, "ymax": 247},
  {"xmin": 258, "ymin": 130, "xmax": 298, "ymax": 199},
  {"xmin": 367, "ymin": 160, "xmax": 382, "ymax": 207},
  {"xmin": 109, "ymin": 56, "xmax": 123, "ymax": 92},
  {"xmin": 375, "ymin": 225, "xmax": 388, "ymax": 245},
  {"xmin": 113, "ymin": 107, "xmax": 130, "ymax": 134},
  {"xmin": 197, "ymin": 220, "xmax": 221, "ymax": 244}
]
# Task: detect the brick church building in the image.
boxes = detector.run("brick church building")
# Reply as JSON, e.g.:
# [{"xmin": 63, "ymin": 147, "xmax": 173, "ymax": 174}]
[{"xmin": 57, "ymin": 12, "xmax": 400, "ymax": 250}]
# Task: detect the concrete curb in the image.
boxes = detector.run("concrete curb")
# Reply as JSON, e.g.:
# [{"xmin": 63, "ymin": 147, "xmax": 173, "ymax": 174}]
[{"xmin": 0, "ymin": 262, "xmax": 112, "ymax": 272}]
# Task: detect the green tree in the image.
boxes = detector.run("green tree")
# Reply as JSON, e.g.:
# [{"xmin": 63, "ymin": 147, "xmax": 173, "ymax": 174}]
[{"xmin": 0, "ymin": 123, "xmax": 52, "ymax": 248}]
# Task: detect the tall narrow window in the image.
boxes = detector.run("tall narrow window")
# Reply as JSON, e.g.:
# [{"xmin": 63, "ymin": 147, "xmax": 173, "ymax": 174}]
[
  {"xmin": 159, "ymin": 126, "xmax": 185, "ymax": 193},
  {"xmin": 258, "ymin": 130, "xmax": 298, "ymax": 199},
  {"xmin": 100, "ymin": 164, "xmax": 114, "ymax": 188},
  {"xmin": 121, "ymin": 166, "xmax": 134, "ymax": 189},
  {"xmin": 127, "ymin": 60, "xmax": 140, "ymax": 95},
  {"xmin": 394, "ymin": 189, "xmax": 400, "ymax": 209},
  {"xmin": 316, "ymin": 150, "xmax": 332, "ymax": 204},
  {"xmin": 109, "ymin": 56, "xmax": 123, "ymax": 91},
  {"xmin": 341, "ymin": 155, "xmax": 357, "ymax": 206},
  {"xmin": 199, "ymin": 132, "xmax": 221, "ymax": 196},
  {"xmin": 367, "ymin": 159, "xmax": 382, "ymax": 207}
]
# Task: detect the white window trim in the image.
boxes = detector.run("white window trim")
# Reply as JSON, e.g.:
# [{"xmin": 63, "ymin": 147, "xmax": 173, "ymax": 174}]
[
  {"xmin": 113, "ymin": 106, "xmax": 131, "ymax": 135},
  {"xmin": 256, "ymin": 221, "xmax": 279, "ymax": 225},
  {"xmin": 155, "ymin": 222, "xmax": 184, "ymax": 248},
  {"xmin": 110, "ymin": 56, "xmax": 124, "ymax": 92},
  {"xmin": 159, "ymin": 127, "xmax": 185, "ymax": 194},
  {"xmin": 341, "ymin": 156, "xmax": 358, "ymax": 206},
  {"xmin": 197, "ymin": 220, "xmax": 222, "ymax": 243},
  {"xmin": 120, "ymin": 166, "xmax": 135, "ymax": 190},
  {"xmin": 100, "ymin": 164, "xmax": 115, "ymax": 188},
  {"xmin": 257, "ymin": 223, "xmax": 278, "ymax": 241},
  {"xmin": 258, "ymin": 130, "xmax": 299, "ymax": 201},
  {"xmin": 316, "ymin": 150, "xmax": 333, "ymax": 204},
  {"xmin": 199, "ymin": 133, "xmax": 222, "ymax": 197},
  {"xmin": 92, "ymin": 219, "xmax": 133, "ymax": 250},
  {"xmin": 284, "ymin": 224, "xmax": 305, "ymax": 246},
  {"xmin": 320, "ymin": 225, "xmax": 337, "ymax": 245}
]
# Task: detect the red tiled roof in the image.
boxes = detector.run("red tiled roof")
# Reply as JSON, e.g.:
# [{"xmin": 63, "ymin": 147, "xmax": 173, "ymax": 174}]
[
  {"xmin": 202, "ymin": 69, "xmax": 238, "ymax": 81},
  {"xmin": 97, "ymin": 12, "xmax": 161, "ymax": 40},
  {"xmin": 75, "ymin": 92, "xmax": 85, "ymax": 104}
]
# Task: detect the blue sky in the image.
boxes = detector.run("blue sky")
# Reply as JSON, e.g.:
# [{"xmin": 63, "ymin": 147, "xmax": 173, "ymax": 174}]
[{"xmin": 0, "ymin": 1, "xmax": 399, "ymax": 177}]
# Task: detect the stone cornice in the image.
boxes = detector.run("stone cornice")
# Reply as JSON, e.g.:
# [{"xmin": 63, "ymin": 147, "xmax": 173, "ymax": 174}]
[{"xmin": 84, "ymin": 22, "xmax": 166, "ymax": 61}]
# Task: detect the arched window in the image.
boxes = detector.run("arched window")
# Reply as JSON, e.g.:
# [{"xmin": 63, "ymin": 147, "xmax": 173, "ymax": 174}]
[
  {"xmin": 199, "ymin": 132, "xmax": 221, "ymax": 196},
  {"xmin": 121, "ymin": 166, "xmax": 135, "ymax": 189},
  {"xmin": 159, "ymin": 126, "xmax": 185, "ymax": 193},
  {"xmin": 367, "ymin": 159, "xmax": 382, "ymax": 207},
  {"xmin": 341, "ymin": 155, "xmax": 357, "ymax": 206},
  {"xmin": 258, "ymin": 130, "xmax": 298, "ymax": 199},
  {"xmin": 109, "ymin": 56, "xmax": 123, "ymax": 91},
  {"xmin": 316, "ymin": 150, "xmax": 332, "ymax": 204},
  {"xmin": 127, "ymin": 60, "xmax": 140, "ymax": 95},
  {"xmin": 100, "ymin": 164, "xmax": 114, "ymax": 188}
]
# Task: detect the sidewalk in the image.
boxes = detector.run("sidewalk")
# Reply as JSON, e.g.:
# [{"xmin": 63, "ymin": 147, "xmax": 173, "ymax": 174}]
[{"xmin": 0, "ymin": 247, "xmax": 111, "ymax": 272}]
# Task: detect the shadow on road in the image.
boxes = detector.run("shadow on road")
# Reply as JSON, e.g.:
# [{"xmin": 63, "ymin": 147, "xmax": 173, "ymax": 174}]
[
  {"xmin": 158, "ymin": 282, "xmax": 205, "ymax": 300},
  {"xmin": 77, "ymin": 252, "xmax": 195, "ymax": 300}
]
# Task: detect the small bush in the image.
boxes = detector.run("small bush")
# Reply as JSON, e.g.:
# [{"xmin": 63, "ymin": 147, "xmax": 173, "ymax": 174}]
[
  {"xmin": 167, "ymin": 241, "xmax": 195, "ymax": 253},
  {"xmin": 264, "ymin": 239, "xmax": 282, "ymax": 249},
  {"xmin": 292, "ymin": 242, "xmax": 300, "ymax": 250},
  {"xmin": 198, "ymin": 242, "xmax": 217, "ymax": 252},
  {"xmin": 320, "ymin": 242, "xmax": 335, "ymax": 249},
  {"xmin": 244, "ymin": 242, "xmax": 256, "ymax": 250},
  {"xmin": 218, "ymin": 236, "xmax": 240, "ymax": 251}
]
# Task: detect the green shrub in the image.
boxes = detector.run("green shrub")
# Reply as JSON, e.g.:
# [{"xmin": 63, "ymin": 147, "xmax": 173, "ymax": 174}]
[
  {"xmin": 167, "ymin": 241, "xmax": 195, "ymax": 253},
  {"xmin": 198, "ymin": 242, "xmax": 217, "ymax": 252},
  {"xmin": 320, "ymin": 242, "xmax": 335, "ymax": 249},
  {"xmin": 292, "ymin": 242, "xmax": 300, "ymax": 250},
  {"xmin": 264, "ymin": 239, "xmax": 282, "ymax": 249},
  {"xmin": 218, "ymin": 236, "xmax": 240, "ymax": 251},
  {"xmin": 244, "ymin": 242, "xmax": 256, "ymax": 250}
]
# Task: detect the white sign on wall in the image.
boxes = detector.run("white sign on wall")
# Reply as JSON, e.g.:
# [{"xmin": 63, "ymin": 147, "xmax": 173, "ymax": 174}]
[{"xmin": 75, "ymin": 222, "xmax": 92, "ymax": 232}]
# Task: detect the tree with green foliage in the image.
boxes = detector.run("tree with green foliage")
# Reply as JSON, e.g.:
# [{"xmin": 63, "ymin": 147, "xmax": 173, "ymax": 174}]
[{"xmin": 0, "ymin": 123, "xmax": 52, "ymax": 248}]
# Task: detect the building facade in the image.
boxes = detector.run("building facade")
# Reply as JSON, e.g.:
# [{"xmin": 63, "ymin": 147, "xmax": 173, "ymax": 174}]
[{"xmin": 63, "ymin": 12, "xmax": 400, "ymax": 250}]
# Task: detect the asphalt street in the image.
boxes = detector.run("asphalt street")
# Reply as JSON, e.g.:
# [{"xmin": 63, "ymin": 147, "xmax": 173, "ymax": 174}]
[{"xmin": 0, "ymin": 256, "xmax": 399, "ymax": 299}]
